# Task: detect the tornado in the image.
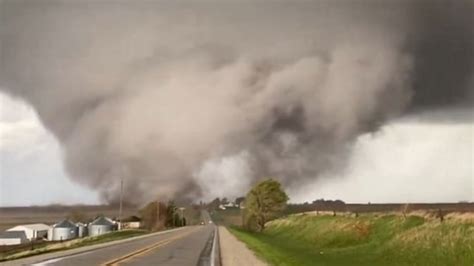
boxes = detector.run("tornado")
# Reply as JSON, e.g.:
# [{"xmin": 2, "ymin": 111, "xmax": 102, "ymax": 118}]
[{"xmin": 0, "ymin": 0, "xmax": 472, "ymax": 204}]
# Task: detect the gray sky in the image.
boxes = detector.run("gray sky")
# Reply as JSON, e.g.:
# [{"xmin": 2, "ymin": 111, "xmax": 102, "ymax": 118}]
[
  {"xmin": 0, "ymin": 92, "xmax": 98, "ymax": 206},
  {"xmin": 290, "ymin": 113, "xmax": 473, "ymax": 203}
]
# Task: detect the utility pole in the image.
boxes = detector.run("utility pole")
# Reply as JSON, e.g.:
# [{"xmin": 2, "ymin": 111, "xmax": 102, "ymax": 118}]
[{"xmin": 119, "ymin": 176, "xmax": 123, "ymax": 230}]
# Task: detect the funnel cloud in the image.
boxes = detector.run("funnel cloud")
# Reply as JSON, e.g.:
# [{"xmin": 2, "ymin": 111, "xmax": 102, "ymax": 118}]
[{"xmin": 1, "ymin": 0, "xmax": 472, "ymax": 204}]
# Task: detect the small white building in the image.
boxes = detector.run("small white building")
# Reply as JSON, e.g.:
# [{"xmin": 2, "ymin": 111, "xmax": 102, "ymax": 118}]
[
  {"xmin": 0, "ymin": 231, "xmax": 28, "ymax": 245},
  {"xmin": 7, "ymin": 224, "xmax": 50, "ymax": 240},
  {"xmin": 224, "ymin": 202, "xmax": 237, "ymax": 208},
  {"xmin": 121, "ymin": 216, "xmax": 142, "ymax": 229}
]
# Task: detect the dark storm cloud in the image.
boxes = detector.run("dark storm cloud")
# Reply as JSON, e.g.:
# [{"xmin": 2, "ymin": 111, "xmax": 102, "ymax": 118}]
[
  {"xmin": 0, "ymin": 0, "xmax": 472, "ymax": 204},
  {"xmin": 409, "ymin": 0, "xmax": 474, "ymax": 109}
]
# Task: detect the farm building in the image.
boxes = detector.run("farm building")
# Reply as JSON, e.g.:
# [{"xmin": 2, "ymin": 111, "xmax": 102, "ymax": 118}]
[
  {"xmin": 77, "ymin": 222, "xmax": 88, "ymax": 238},
  {"xmin": 52, "ymin": 220, "xmax": 78, "ymax": 241},
  {"xmin": 121, "ymin": 216, "xmax": 142, "ymax": 229},
  {"xmin": 0, "ymin": 231, "xmax": 28, "ymax": 245},
  {"xmin": 223, "ymin": 202, "xmax": 237, "ymax": 208},
  {"xmin": 89, "ymin": 216, "xmax": 116, "ymax": 236},
  {"xmin": 7, "ymin": 224, "xmax": 50, "ymax": 240}
]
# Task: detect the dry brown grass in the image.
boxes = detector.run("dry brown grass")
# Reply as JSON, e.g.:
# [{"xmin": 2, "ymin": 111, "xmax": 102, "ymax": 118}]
[
  {"xmin": 390, "ymin": 215, "xmax": 474, "ymax": 252},
  {"xmin": 445, "ymin": 212, "xmax": 474, "ymax": 223}
]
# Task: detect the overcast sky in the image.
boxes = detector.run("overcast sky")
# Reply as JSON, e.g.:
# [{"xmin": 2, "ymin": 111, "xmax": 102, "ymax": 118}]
[
  {"xmin": 290, "ymin": 113, "xmax": 473, "ymax": 203},
  {"xmin": 0, "ymin": 92, "xmax": 99, "ymax": 206},
  {"xmin": 0, "ymin": 90, "xmax": 471, "ymax": 206}
]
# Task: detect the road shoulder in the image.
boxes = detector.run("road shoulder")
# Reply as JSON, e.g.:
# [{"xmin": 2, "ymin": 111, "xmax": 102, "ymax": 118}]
[{"xmin": 218, "ymin": 226, "xmax": 267, "ymax": 266}]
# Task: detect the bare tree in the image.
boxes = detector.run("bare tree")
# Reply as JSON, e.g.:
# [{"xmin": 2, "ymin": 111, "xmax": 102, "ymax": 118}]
[{"xmin": 401, "ymin": 203, "xmax": 410, "ymax": 219}]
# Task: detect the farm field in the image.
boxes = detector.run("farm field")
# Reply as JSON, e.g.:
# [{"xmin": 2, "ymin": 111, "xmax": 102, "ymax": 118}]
[
  {"xmin": 212, "ymin": 202, "xmax": 474, "ymax": 227},
  {"xmin": 229, "ymin": 212, "xmax": 474, "ymax": 266},
  {"xmin": 210, "ymin": 208, "xmax": 243, "ymax": 226},
  {"xmin": 285, "ymin": 202, "xmax": 474, "ymax": 215},
  {"xmin": 0, "ymin": 205, "xmax": 138, "ymax": 232}
]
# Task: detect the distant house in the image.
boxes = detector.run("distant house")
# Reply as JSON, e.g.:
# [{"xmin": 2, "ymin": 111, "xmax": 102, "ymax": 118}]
[
  {"xmin": 7, "ymin": 224, "xmax": 50, "ymax": 240},
  {"xmin": 121, "ymin": 216, "xmax": 142, "ymax": 229},
  {"xmin": 219, "ymin": 202, "xmax": 239, "ymax": 210},
  {"xmin": 224, "ymin": 202, "xmax": 237, "ymax": 208},
  {"xmin": 0, "ymin": 231, "xmax": 28, "ymax": 245}
]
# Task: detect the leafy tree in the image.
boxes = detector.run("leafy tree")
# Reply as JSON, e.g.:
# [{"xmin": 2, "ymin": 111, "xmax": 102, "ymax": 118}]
[
  {"xmin": 245, "ymin": 179, "xmax": 289, "ymax": 231},
  {"xmin": 166, "ymin": 201, "xmax": 177, "ymax": 227},
  {"xmin": 174, "ymin": 213, "xmax": 181, "ymax": 226},
  {"xmin": 139, "ymin": 201, "xmax": 159, "ymax": 230},
  {"xmin": 221, "ymin": 197, "xmax": 229, "ymax": 204},
  {"xmin": 235, "ymin": 197, "xmax": 245, "ymax": 206},
  {"xmin": 207, "ymin": 198, "xmax": 221, "ymax": 210},
  {"xmin": 139, "ymin": 201, "xmax": 168, "ymax": 230}
]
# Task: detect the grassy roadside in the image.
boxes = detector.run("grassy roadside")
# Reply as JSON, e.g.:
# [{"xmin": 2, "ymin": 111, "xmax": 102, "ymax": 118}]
[
  {"xmin": 0, "ymin": 229, "xmax": 149, "ymax": 262},
  {"xmin": 228, "ymin": 213, "xmax": 474, "ymax": 266}
]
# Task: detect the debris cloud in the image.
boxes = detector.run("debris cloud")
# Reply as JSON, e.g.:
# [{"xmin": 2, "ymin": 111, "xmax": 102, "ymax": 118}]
[{"xmin": 1, "ymin": 0, "xmax": 472, "ymax": 204}]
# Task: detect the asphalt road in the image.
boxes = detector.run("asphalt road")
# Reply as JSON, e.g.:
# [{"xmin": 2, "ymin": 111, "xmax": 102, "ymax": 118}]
[{"xmin": 32, "ymin": 225, "xmax": 216, "ymax": 266}]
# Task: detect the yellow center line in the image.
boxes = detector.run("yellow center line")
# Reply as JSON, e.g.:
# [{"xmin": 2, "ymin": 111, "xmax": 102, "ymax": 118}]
[{"xmin": 100, "ymin": 227, "xmax": 200, "ymax": 266}]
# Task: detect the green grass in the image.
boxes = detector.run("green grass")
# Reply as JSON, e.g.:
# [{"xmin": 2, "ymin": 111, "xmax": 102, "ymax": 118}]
[
  {"xmin": 228, "ymin": 213, "xmax": 474, "ymax": 266},
  {"xmin": 0, "ymin": 229, "xmax": 149, "ymax": 262}
]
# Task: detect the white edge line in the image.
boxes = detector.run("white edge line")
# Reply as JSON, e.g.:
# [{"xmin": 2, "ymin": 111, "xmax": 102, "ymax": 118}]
[
  {"xmin": 31, "ymin": 249, "xmax": 97, "ymax": 265},
  {"xmin": 210, "ymin": 226, "xmax": 218, "ymax": 266}
]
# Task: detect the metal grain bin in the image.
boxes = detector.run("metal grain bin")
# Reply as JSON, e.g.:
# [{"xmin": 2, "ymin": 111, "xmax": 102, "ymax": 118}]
[
  {"xmin": 77, "ymin": 222, "xmax": 88, "ymax": 238},
  {"xmin": 89, "ymin": 216, "xmax": 115, "ymax": 236},
  {"xmin": 47, "ymin": 228, "xmax": 53, "ymax": 241},
  {"xmin": 52, "ymin": 220, "xmax": 78, "ymax": 241}
]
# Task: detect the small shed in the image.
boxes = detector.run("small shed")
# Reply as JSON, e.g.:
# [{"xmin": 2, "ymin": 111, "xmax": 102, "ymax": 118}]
[
  {"xmin": 0, "ymin": 231, "xmax": 28, "ymax": 245},
  {"xmin": 52, "ymin": 220, "xmax": 78, "ymax": 241},
  {"xmin": 7, "ymin": 224, "xmax": 50, "ymax": 240},
  {"xmin": 89, "ymin": 216, "xmax": 115, "ymax": 236},
  {"xmin": 121, "ymin": 216, "xmax": 142, "ymax": 229}
]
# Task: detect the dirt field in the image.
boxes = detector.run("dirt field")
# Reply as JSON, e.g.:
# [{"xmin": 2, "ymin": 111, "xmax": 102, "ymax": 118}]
[{"xmin": 0, "ymin": 205, "xmax": 138, "ymax": 231}]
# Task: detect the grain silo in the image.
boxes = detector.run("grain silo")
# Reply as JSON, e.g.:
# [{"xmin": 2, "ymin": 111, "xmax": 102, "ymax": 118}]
[
  {"xmin": 89, "ymin": 216, "xmax": 115, "ymax": 236},
  {"xmin": 76, "ymin": 222, "xmax": 88, "ymax": 238},
  {"xmin": 52, "ymin": 220, "xmax": 78, "ymax": 241}
]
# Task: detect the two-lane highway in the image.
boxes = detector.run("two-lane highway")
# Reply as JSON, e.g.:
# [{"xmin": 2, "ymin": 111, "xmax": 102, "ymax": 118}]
[{"xmin": 31, "ymin": 225, "xmax": 216, "ymax": 266}]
